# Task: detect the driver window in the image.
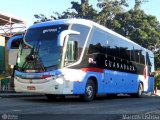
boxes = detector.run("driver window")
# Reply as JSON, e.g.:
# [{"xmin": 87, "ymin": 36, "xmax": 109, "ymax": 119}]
[
  {"xmin": 66, "ymin": 41, "xmax": 75, "ymax": 61},
  {"xmin": 65, "ymin": 36, "xmax": 78, "ymax": 66}
]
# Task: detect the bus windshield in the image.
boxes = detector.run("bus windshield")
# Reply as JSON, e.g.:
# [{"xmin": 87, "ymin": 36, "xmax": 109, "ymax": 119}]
[{"xmin": 16, "ymin": 24, "xmax": 69, "ymax": 72}]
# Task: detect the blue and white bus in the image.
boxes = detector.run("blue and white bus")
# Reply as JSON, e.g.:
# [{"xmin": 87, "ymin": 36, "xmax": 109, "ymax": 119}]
[{"xmin": 8, "ymin": 19, "xmax": 154, "ymax": 101}]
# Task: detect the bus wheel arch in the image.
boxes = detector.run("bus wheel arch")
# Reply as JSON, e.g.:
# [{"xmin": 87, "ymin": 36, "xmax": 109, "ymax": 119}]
[
  {"xmin": 81, "ymin": 77, "xmax": 98, "ymax": 102},
  {"xmin": 88, "ymin": 76, "xmax": 98, "ymax": 94},
  {"xmin": 138, "ymin": 82, "xmax": 144, "ymax": 96},
  {"xmin": 140, "ymin": 81, "xmax": 144, "ymax": 91},
  {"xmin": 131, "ymin": 82, "xmax": 144, "ymax": 98}
]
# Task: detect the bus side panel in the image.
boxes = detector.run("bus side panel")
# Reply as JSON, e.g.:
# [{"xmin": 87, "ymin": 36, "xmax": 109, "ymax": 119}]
[
  {"xmin": 104, "ymin": 69, "xmax": 155, "ymax": 94},
  {"xmin": 146, "ymin": 76, "xmax": 154, "ymax": 93},
  {"xmin": 72, "ymin": 69, "xmax": 154, "ymax": 95},
  {"xmin": 73, "ymin": 72, "xmax": 105, "ymax": 94},
  {"xmin": 104, "ymin": 70, "xmax": 140, "ymax": 94},
  {"xmin": 73, "ymin": 79, "xmax": 87, "ymax": 94}
]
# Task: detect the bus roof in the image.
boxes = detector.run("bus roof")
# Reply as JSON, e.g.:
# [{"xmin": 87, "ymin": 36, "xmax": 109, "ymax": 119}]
[
  {"xmin": 29, "ymin": 19, "xmax": 152, "ymax": 53},
  {"xmin": 29, "ymin": 19, "xmax": 93, "ymax": 29}
]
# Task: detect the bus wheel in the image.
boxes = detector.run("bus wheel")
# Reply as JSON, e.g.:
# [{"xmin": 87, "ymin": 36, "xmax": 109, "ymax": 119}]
[
  {"xmin": 45, "ymin": 94, "xmax": 57, "ymax": 100},
  {"xmin": 81, "ymin": 80, "xmax": 95, "ymax": 102},
  {"xmin": 131, "ymin": 83, "xmax": 143, "ymax": 98}
]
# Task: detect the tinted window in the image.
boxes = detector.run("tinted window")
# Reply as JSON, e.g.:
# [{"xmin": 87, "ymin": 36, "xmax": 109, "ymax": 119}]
[
  {"xmin": 118, "ymin": 38, "xmax": 132, "ymax": 61},
  {"xmin": 88, "ymin": 28, "xmax": 108, "ymax": 54},
  {"xmin": 149, "ymin": 54, "xmax": 154, "ymax": 73},
  {"xmin": 71, "ymin": 24, "xmax": 90, "ymax": 59},
  {"xmin": 87, "ymin": 27, "xmax": 146, "ymax": 65},
  {"xmin": 146, "ymin": 51, "xmax": 154, "ymax": 75},
  {"xmin": 131, "ymin": 47, "xmax": 135, "ymax": 61},
  {"xmin": 133, "ymin": 46, "xmax": 145, "ymax": 64},
  {"xmin": 88, "ymin": 27, "xmax": 132, "ymax": 61},
  {"xmin": 140, "ymin": 49, "xmax": 145, "ymax": 64},
  {"xmin": 134, "ymin": 46, "xmax": 140, "ymax": 63}
]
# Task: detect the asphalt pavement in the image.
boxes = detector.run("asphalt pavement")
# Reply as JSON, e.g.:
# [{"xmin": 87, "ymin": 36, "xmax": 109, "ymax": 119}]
[
  {"xmin": 0, "ymin": 95, "xmax": 160, "ymax": 120},
  {"xmin": 0, "ymin": 90, "xmax": 160, "ymax": 98},
  {"xmin": 0, "ymin": 90, "xmax": 43, "ymax": 98}
]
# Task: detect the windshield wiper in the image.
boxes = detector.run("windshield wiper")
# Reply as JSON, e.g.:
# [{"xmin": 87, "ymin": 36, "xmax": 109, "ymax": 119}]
[
  {"xmin": 21, "ymin": 41, "xmax": 45, "ymax": 72},
  {"xmin": 33, "ymin": 41, "xmax": 45, "ymax": 71}
]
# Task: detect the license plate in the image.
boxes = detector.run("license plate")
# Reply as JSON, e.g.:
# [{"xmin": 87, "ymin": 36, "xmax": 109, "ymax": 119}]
[
  {"xmin": 27, "ymin": 86, "xmax": 36, "ymax": 90},
  {"xmin": 26, "ymin": 70, "xmax": 38, "ymax": 72}
]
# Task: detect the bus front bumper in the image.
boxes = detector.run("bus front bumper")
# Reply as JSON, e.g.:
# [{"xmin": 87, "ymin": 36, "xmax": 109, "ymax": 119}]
[{"xmin": 14, "ymin": 77, "xmax": 74, "ymax": 95}]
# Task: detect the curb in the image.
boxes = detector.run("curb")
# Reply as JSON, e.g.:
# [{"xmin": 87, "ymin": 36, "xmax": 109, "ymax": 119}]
[
  {"xmin": 0, "ymin": 91, "xmax": 44, "ymax": 98},
  {"xmin": 0, "ymin": 90, "xmax": 16, "ymax": 93},
  {"xmin": 0, "ymin": 94, "xmax": 44, "ymax": 98}
]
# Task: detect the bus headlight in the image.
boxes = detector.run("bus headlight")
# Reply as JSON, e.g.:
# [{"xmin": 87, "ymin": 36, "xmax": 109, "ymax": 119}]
[{"xmin": 55, "ymin": 77, "xmax": 64, "ymax": 84}]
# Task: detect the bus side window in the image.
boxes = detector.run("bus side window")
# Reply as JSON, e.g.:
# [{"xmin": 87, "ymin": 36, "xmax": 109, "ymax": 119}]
[
  {"xmin": 87, "ymin": 28, "xmax": 107, "ymax": 55},
  {"xmin": 140, "ymin": 50, "xmax": 145, "ymax": 65},
  {"xmin": 131, "ymin": 47, "xmax": 135, "ymax": 61}
]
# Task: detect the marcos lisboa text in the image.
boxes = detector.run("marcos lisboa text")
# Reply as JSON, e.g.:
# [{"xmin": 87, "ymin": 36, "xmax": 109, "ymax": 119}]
[{"xmin": 122, "ymin": 114, "xmax": 160, "ymax": 120}]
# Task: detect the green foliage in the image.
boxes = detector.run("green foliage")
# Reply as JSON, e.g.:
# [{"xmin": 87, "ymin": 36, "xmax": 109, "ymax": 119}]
[
  {"xmin": 96, "ymin": 0, "xmax": 128, "ymax": 26},
  {"xmin": 113, "ymin": 9, "xmax": 160, "ymax": 49},
  {"xmin": 34, "ymin": 14, "xmax": 50, "ymax": 23},
  {"xmin": 70, "ymin": 1, "xmax": 97, "ymax": 19},
  {"xmin": 155, "ymin": 53, "xmax": 160, "ymax": 70},
  {"xmin": 155, "ymin": 74, "xmax": 160, "ymax": 88}
]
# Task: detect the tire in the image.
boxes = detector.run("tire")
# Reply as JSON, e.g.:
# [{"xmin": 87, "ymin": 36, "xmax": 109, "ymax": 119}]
[
  {"xmin": 81, "ymin": 80, "xmax": 96, "ymax": 102},
  {"xmin": 130, "ymin": 83, "xmax": 143, "ymax": 98}
]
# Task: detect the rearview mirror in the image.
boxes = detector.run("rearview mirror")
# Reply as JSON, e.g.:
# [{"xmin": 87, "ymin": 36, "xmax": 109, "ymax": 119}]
[
  {"xmin": 7, "ymin": 35, "xmax": 23, "ymax": 50},
  {"xmin": 57, "ymin": 30, "xmax": 80, "ymax": 46},
  {"xmin": 7, "ymin": 35, "xmax": 23, "ymax": 66}
]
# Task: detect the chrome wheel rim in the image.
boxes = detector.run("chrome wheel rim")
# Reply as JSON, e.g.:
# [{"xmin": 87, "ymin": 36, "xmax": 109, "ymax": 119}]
[
  {"xmin": 86, "ymin": 85, "xmax": 93, "ymax": 98},
  {"xmin": 139, "ymin": 84, "xmax": 143, "ymax": 96}
]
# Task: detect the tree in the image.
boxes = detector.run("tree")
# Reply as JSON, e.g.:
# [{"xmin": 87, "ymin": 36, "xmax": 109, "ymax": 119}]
[
  {"xmin": 111, "ymin": 8, "xmax": 160, "ymax": 69},
  {"xmin": 112, "ymin": 9, "xmax": 160, "ymax": 48},
  {"xmin": 96, "ymin": 0, "xmax": 128, "ymax": 26},
  {"xmin": 70, "ymin": 1, "xmax": 97, "ymax": 19},
  {"xmin": 34, "ymin": 0, "xmax": 97, "ymax": 23},
  {"xmin": 34, "ymin": 14, "xmax": 51, "ymax": 23},
  {"xmin": 154, "ymin": 73, "xmax": 160, "ymax": 93},
  {"xmin": 134, "ymin": 0, "xmax": 148, "ymax": 10}
]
